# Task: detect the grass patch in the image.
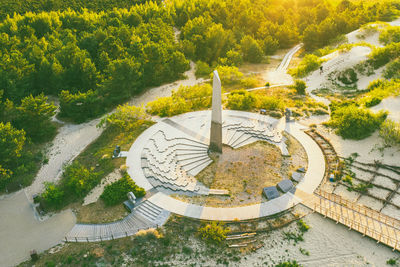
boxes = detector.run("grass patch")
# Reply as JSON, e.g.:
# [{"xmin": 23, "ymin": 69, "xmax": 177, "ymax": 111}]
[{"xmin": 74, "ymin": 199, "xmax": 129, "ymax": 224}]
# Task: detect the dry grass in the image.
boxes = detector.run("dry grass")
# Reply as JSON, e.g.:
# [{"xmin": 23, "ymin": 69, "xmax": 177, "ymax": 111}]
[
  {"xmin": 74, "ymin": 200, "xmax": 129, "ymax": 224},
  {"xmin": 174, "ymin": 137, "xmax": 308, "ymax": 207}
]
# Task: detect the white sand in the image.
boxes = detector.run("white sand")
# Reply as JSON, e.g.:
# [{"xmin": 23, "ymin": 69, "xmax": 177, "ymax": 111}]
[
  {"xmin": 305, "ymin": 46, "xmax": 372, "ymax": 95},
  {"xmin": 371, "ymin": 96, "xmax": 400, "ymax": 122},
  {"xmin": 317, "ymin": 127, "xmax": 400, "ymax": 166},
  {"xmin": 83, "ymin": 169, "xmax": 122, "ymax": 206},
  {"xmin": 346, "ymin": 25, "xmax": 382, "ymax": 47}
]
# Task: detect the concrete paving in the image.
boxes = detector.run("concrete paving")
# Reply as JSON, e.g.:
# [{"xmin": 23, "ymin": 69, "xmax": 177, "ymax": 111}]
[{"xmin": 0, "ymin": 191, "xmax": 75, "ymax": 267}]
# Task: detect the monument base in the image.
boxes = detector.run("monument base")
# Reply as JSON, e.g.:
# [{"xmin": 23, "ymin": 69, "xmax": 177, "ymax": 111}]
[{"xmin": 209, "ymin": 121, "xmax": 222, "ymax": 153}]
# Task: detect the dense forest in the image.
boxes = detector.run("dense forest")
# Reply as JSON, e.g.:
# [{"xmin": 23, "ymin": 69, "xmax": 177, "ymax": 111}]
[{"xmin": 0, "ymin": 0, "xmax": 399, "ymax": 191}]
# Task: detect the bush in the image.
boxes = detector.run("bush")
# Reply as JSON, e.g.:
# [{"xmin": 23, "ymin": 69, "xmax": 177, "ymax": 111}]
[
  {"xmin": 256, "ymin": 95, "xmax": 283, "ymax": 111},
  {"xmin": 197, "ymin": 221, "xmax": 230, "ymax": 243},
  {"xmin": 172, "ymin": 84, "xmax": 212, "ymax": 110},
  {"xmin": 275, "ymin": 261, "xmax": 302, "ymax": 267},
  {"xmin": 212, "ymin": 66, "xmax": 244, "ymax": 87},
  {"xmin": 195, "ymin": 61, "xmax": 213, "ymax": 78},
  {"xmin": 379, "ymin": 119, "xmax": 400, "ymax": 147},
  {"xmin": 100, "ymin": 172, "xmax": 145, "ymax": 206},
  {"xmin": 240, "ymin": 77, "xmax": 259, "ymax": 88},
  {"xmin": 100, "ymin": 104, "xmax": 149, "ymax": 131},
  {"xmin": 226, "ymin": 90, "xmax": 257, "ymax": 110},
  {"xmin": 226, "ymin": 50, "xmax": 243, "ymax": 66},
  {"xmin": 146, "ymin": 84, "xmax": 212, "ymax": 117},
  {"xmin": 41, "ymin": 182, "xmax": 64, "ymax": 209},
  {"xmin": 146, "ymin": 96, "xmax": 190, "ymax": 117},
  {"xmin": 62, "ymin": 162, "xmax": 101, "ymax": 197},
  {"xmin": 292, "ymin": 80, "xmax": 307, "ymax": 95},
  {"xmin": 289, "ymin": 54, "xmax": 324, "ymax": 78},
  {"xmin": 367, "ymin": 43, "xmax": 400, "ymax": 69},
  {"xmin": 337, "ymin": 68, "xmax": 358, "ymax": 85},
  {"xmin": 325, "ymin": 103, "xmax": 387, "ymax": 140},
  {"xmin": 363, "ymin": 96, "xmax": 382, "ymax": 107},
  {"xmin": 384, "ymin": 58, "xmax": 400, "ymax": 79},
  {"xmin": 297, "ymin": 220, "xmax": 310, "ymax": 233},
  {"xmin": 379, "ymin": 26, "xmax": 400, "ymax": 45}
]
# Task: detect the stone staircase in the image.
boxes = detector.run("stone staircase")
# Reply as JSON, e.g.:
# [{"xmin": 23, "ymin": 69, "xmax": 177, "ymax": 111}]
[
  {"xmin": 222, "ymin": 118, "xmax": 284, "ymax": 151},
  {"xmin": 141, "ymin": 130, "xmax": 212, "ymax": 194},
  {"xmin": 65, "ymin": 201, "xmax": 169, "ymax": 242}
]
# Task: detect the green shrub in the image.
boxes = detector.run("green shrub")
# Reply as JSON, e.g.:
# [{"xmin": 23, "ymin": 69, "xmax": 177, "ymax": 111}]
[
  {"xmin": 325, "ymin": 103, "xmax": 387, "ymax": 140},
  {"xmin": 364, "ymin": 96, "xmax": 382, "ymax": 107},
  {"xmin": 275, "ymin": 260, "xmax": 302, "ymax": 267},
  {"xmin": 379, "ymin": 26, "xmax": 400, "ymax": 45},
  {"xmin": 197, "ymin": 221, "xmax": 230, "ymax": 243},
  {"xmin": 226, "ymin": 50, "xmax": 243, "ymax": 66},
  {"xmin": 289, "ymin": 55, "xmax": 324, "ymax": 78},
  {"xmin": 172, "ymin": 84, "xmax": 212, "ymax": 110},
  {"xmin": 146, "ymin": 84, "xmax": 211, "ymax": 117},
  {"xmin": 256, "ymin": 95, "xmax": 283, "ymax": 111},
  {"xmin": 384, "ymin": 58, "xmax": 400, "ymax": 79},
  {"xmin": 297, "ymin": 220, "xmax": 310, "ymax": 233},
  {"xmin": 240, "ymin": 77, "xmax": 259, "ymax": 88},
  {"xmin": 195, "ymin": 61, "xmax": 213, "ymax": 78},
  {"xmin": 292, "ymin": 80, "xmax": 307, "ymax": 95},
  {"xmin": 41, "ymin": 182, "xmax": 64, "ymax": 209},
  {"xmin": 62, "ymin": 162, "xmax": 101, "ymax": 197},
  {"xmin": 379, "ymin": 119, "xmax": 400, "ymax": 147},
  {"xmin": 337, "ymin": 68, "xmax": 358, "ymax": 85},
  {"xmin": 386, "ymin": 258, "xmax": 398, "ymax": 266},
  {"xmin": 367, "ymin": 43, "xmax": 400, "ymax": 69},
  {"xmin": 343, "ymin": 175, "xmax": 353, "ymax": 185},
  {"xmin": 367, "ymin": 79, "xmax": 385, "ymax": 91},
  {"xmin": 146, "ymin": 96, "xmax": 190, "ymax": 117},
  {"xmin": 212, "ymin": 66, "xmax": 244, "ymax": 87},
  {"xmin": 100, "ymin": 104, "xmax": 149, "ymax": 131},
  {"xmin": 226, "ymin": 90, "xmax": 257, "ymax": 110},
  {"xmin": 100, "ymin": 172, "xmax": 145, "ymax": 206},
  {"xmin": 350, "ymin": 182, "xmax": 373, "ymax": 193}
]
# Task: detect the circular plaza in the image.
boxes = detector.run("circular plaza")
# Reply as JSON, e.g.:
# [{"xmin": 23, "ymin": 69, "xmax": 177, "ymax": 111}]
[{"xmin": 125, "ymin": 110, "xmax": 326, "ymax": 221}]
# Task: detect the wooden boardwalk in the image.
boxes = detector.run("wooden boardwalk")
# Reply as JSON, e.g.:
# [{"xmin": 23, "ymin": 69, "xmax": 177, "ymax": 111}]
[{"xmin": 295, "ymin": 189, "xmax": 400, "ymax": 252}]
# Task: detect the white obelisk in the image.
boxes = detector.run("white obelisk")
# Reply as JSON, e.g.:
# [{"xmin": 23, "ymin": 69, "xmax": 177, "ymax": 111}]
[{"xmin": 209, "ymin": 70, "xmax": 222, "ymax": 153}]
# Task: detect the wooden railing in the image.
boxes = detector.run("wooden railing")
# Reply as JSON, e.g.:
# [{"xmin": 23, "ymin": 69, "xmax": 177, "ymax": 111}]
[{"xmin": 312, "ymin": 189, "xmax": 400, "ymax": 251}]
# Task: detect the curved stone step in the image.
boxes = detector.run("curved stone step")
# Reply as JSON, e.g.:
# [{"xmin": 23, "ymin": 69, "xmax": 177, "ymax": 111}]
[
  {"xmin": 176, "ymin": 153, "xmax": 208, "ymax": 162},
  {"xmin": 187, "ymin": 158, "xmax": 213, "ymax": 176}
]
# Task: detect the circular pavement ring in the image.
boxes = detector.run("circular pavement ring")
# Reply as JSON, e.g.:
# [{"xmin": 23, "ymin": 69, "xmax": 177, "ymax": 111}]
[{"xmin": 126, "ymin": 110, "xmax": 326, "ymax": 221}]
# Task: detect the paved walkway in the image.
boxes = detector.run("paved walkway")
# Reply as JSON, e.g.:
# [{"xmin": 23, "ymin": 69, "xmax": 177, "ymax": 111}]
[
  {"xmin": 276, "ymin": 44, "xmax": 303, "ymax": 71},
  {"xmin": 0, "ymin": 191, "xmax": 75, "ymax": 267}
]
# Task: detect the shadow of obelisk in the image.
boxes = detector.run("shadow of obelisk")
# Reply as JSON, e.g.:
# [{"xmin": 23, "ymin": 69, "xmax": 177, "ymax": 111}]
[{"xmin": 209, "ymin": 70, "xmax": 222, "ymax": 153}]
